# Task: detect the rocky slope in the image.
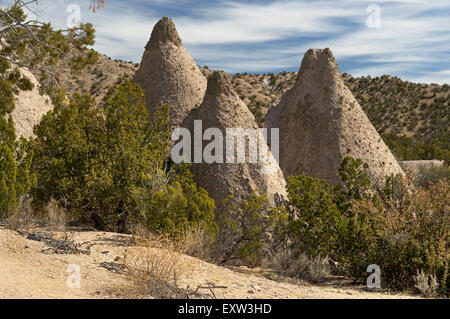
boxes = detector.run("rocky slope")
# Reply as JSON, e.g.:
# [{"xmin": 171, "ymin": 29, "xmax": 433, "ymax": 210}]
[
  {"xmin": 12, "ymin": 67, "xmax": 53, "ymax": 139},
  {"xmin": 53, "ymin": 53, "xmax": 137, "ymax": 101}
]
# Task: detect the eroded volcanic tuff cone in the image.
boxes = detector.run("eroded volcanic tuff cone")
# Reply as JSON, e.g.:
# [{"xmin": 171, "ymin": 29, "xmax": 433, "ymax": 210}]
[
  {"xmin": 135, "ymin": 17, "xmax": 207, "ymax": 129},
  {"xmin": 183, "ymin": 71, "xmax": 288, "ymax": 214},
  {"xmin": 12, "ymin": 67, "xmax": 53, "ymax": 139},
  {"xmin": 265, "ymin": 48, "xmax": 404, "ymax": 187}
]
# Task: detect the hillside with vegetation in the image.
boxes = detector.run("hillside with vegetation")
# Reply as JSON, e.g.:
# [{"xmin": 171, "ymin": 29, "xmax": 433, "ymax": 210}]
[
  {"xmin": 231, "ymin": 71, "xmax": 449, "ymax": 162},
  {"xmin": 52, "ymin": 60, "xmax": 449, "ymax": 163}
]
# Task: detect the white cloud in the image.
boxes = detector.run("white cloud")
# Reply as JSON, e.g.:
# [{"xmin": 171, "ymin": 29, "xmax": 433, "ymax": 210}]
[
  {"xmin": 175, "ymin": 1, "xmax": 361, "ymax": 44},
  {"xmin": 9, "ymin": 0, "xmax": 450, "ymax": 83},
  {"xmin": 407, "ymin": 70, "xmax": 450, "ymax": 85}
]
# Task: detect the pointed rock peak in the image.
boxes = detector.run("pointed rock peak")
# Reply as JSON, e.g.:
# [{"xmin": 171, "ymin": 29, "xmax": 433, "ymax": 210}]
[
  {"xmin": 205, "ymin": 71, "xmax": 233, "ymax": 96},
  {"xmin": 266, "ymin": 47, "xmax": 404, "ymax": 188},
  {"xmin": 146, "ymin": 17, "xmax": 182, "ymax": 49},
  {"xmin": 298, "ymin": 47, "xmax": 340, "ymax": 80},
  {"xmin": 135, "ymin": 16, "xmax": 206, "ymax": 130},
  {"xmin": 304, "ymin": 48, "xmax": 335, "ymax": 62}
]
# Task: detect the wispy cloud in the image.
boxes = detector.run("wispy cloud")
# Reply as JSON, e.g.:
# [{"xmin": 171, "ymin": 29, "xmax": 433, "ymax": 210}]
[{"xmin": 7, "ymin": 0, "xmax": 449, "ymax": 83}]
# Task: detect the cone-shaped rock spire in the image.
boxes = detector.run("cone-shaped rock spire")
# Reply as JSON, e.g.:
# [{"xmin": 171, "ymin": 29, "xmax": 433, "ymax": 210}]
[
  {"xmin": 135, "ymin": 17, "xmax": 206, "ymax": 129},
  {"xmin": 182, "ymin": 71, "xmax": 288, "ymax": 214},
  {"xmin": 146, "ymin": 17, "xmax": 182, "ymax": 49},
  {"xmin": 265, "ymin": 48, "xmax": 404, "ymax": 187}
]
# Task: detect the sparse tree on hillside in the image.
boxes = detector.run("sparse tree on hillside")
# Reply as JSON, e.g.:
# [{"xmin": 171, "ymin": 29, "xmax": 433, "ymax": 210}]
[{"xmin": 0, "ymin": 0, "xmax": 98, "ymax": 90}]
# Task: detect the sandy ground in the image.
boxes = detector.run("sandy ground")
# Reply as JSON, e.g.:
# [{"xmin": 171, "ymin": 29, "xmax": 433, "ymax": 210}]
[
  {"xmin": 0, "ymin": 227, "xmax": 419, "ymax": 299},
  {"xmin": 0, "ymin": 227, "xmax": 130, "ymax": 298}
]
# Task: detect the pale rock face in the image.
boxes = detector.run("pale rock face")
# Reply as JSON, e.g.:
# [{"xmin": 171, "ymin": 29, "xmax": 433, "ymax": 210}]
[
  {"xmin": 265, "ymin": 48, "xmax": 404, "ymax": 187},
  {"xmin": 135, "ymin": 17, "xmax": 207, "ymax": 130},
  {"xmin": 182, "ymin": 71, "xmax": 288, "ymax": 215},
  {"xmin": 12, "ymin": 67, "xmax": 53, "ymax": 139}
]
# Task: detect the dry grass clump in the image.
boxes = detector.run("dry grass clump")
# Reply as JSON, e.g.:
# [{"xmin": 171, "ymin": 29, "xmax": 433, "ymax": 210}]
[
  {"xmin": 7, "ymin": 198, "xmax": 69, "ymax": 232},
  {"xmin": 267, "ymin": 249, "xmax": 330, "ymax": 284},
  {"xmin": 182, "ymin": 226, "xmax": 215, "ymax": 261},
  {"xmin": 7, "ymin": 196, "xmax": 35, "ymax": 231},
  {"xmin": 44, "ymin": 199, "xmax": 69, "ymax": 231},
  {"xmin": 414, "ymin": 270, "xmax": 439, "ymax": 297},
  {"xmin": 307, "ymin": 256, "xmax": 331, "ymax": 283},
  {"xmin": 122, "ymin": 228, "xmax": 202, "ymax": 298}
]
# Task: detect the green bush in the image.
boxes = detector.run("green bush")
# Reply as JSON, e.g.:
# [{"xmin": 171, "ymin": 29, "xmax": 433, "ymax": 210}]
[
  {"xmin": 1, "ymin": 2, "xmax": 100, "ymax": 219},
  {"xmin": 416, "ymin": 164, "xmax": 450, "ymax": 189},
  {"xmin": 284, "ymin": 157, "xmax": 372, "ymax": 263},
  {"xmin": 285, "ymin": 175, "xmax": 341, "ymax": 258},
  {"xmin": 0, "ymin": 61, "xmax": 36, "ymax": 219},
  {"xmin": 31, "ymin": 81, "xmax": 216, "ymax": 235},
  {"xmin": 352, "ymin": 179, "xmax": 449, "ymax": 294},
  {"xmin": 284, "ymin": 156, "xmax": 449, "ymax": 294},
  {"xmin": 214, "ymin": 192, "xmax": 287, "ymax": 265},
  {"xmin": 139, "ymin": 163, "xmax": 217, "ymax": 237}
]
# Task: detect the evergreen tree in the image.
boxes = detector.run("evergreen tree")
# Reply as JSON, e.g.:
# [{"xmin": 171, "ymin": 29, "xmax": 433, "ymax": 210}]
[
  {"xmin": 0, "ymin": 1, "xmax": 98, "ymax": 218},
  {"xmin": 32, "ymin": 81, "xmax": 216, "ymax": 234}
]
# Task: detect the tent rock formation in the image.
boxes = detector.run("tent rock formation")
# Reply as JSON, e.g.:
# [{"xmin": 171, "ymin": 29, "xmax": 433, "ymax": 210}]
[
  {"xmin": 135, "ymin": 17, "xmax": 207, "ymax": 129},
  {"xmin": 182, "ymin": 71, "xmax": 288, "ymax": 214},
  {"xmin": 265, "ymin": 48, "xmax": 404, "ymax": 187}
]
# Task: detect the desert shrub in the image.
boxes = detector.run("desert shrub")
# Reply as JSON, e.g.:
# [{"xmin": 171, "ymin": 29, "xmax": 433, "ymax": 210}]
[
  {"xmin": 267, "ymin": 248, "xmax": 302, "ymax": 277},
  {"xmin": 307, "ymin": 255, "xmax": 331, "ymax": 283},
  {"xmin": 213, "ymin": 193, "xmax": 288, "ymax": 265},
  {"xmin": 284, "ymin": 157, "xmax": 448, "ymax": 294},
  {"xmin": 0, "ymin": 131, "xmax": 35, "ymax": 219},
  {"xmin": 416, "ymin": 164, "xmax": 450, "ymax": 189},
  {"xmin": 336, "ymin": 157, "xmax": 371, "ymax": 202},
  {"xmin": 44, "ymin": 199, "xmax": 69, "ymax": 231},
  {"xmin": 32, "ymin": 81, "xmax": 217, "ymax": 235},
  {"xmin": 6, "ymin": 196, "xmax": 35, "ymax": 230},
  {"xmin": 284, "ymin": 158, "xmax": 373, "ymax": 272},
  {"xmin": 414, "ymin": 270, "xmax": 439, "ymax": 297},
  {"xmin": 181, "ymin": 226, "xmax": 217, "ymax": 260},
  {"xmin": 268, "ymin": 249, "xmax": 330, "ymax": 283},
  {"xmin": 351, "ymin": 179, "xmax": 449, "ymax": 293},
  {"xmin": 285, "ymin": 175, "xmax": 341, "ymax": 258},
  {"xmin": 123, "ymin": 231, "xmax": 198, "ymax": 298},
  {"xmin": 137, "ymin": 164, "xmax": 217, "ymax": 237}
]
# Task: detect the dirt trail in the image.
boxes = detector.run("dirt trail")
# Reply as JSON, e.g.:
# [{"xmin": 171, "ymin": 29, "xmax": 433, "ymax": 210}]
[{"xmin": 0, "ymin": 227, "xmax": 418, "ymax": 299}]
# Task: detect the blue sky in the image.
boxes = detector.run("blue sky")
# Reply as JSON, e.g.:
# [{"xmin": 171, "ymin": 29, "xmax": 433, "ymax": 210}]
[{"xmin": 17, "ymin": 0, "xmax": 450, "ymax": 83}]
